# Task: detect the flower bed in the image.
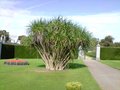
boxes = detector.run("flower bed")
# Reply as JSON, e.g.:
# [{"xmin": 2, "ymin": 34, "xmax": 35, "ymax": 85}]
[{"xmin": 4, "ymin": 59, "xmax": 29, "ymax": 65}]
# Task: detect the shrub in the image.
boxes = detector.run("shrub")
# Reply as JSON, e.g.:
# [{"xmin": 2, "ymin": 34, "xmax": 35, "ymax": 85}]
[
  {"xmin": 100, "ymin": 47, "xmax": 120, "ymax": 60},
  {"xmin": 66, "ymin": 82, "xmax": 81, "ymax": 90},
  {"xmin": 4, "ymin": 59, "xmax": 29, "ymax": 65}
]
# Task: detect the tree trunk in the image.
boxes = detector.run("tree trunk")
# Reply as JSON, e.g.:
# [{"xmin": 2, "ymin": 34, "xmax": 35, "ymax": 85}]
[{"xmin": 44, "ymin": 60, "xmax": 65, "ymax": 70}]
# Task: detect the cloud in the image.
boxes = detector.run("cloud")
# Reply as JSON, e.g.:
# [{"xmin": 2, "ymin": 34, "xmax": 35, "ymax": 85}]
[
  {"xmin": 0, "ymin": 0, "xmax": 19, "ymax": 8},
  {"xmin": 67, "ymin": 13, "xmax": 120, "ymax": 41},
  {"xmin": 1, "ymin": 11, "xmax": 120, "ymax": 42},
  {"xmin": 25, "ymin": 0, "xmax": 59, "ymax": 10},
  {"xmin": 0, "ymin": 0, "xmax": 20, "ymax": 17},
  {"xmin": 0, "ymin": 0, "xmax": 50, "ymax": 41},
  {"xmin": 68, "ymin": 13, "xmax": 120, "ymax": 24},
  {"xmin": 0, "ymin": 0, "xmax": 120, "ymax": 42}
]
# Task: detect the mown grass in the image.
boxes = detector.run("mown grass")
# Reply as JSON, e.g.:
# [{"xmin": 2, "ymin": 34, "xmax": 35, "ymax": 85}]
[
  {"xmin": 101, "ymin": 60, "xmax": 120, "ymax": 70},
  {"xmin": 86, "ymin": 51, "xmax": 96, "ymax": 58},
  {"xmin": 0, "ymin": 59, "xmax": 100, "ymax": 90}
]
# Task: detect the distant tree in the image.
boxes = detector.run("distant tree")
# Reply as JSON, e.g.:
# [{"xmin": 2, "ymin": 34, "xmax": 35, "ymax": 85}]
[
  {"xmin": 0, "ymin": 30, "xmax": 11, "ymax": 43},
  {"xmin": 17, "ymin": 35, "xmax": 26, "ymax": 44},
  {"xmin": 18, "ymin": 35, "xmax": 26, "ymax": 40},
  {"xmin": 21, "ymin": 36, "xmax": 32, "ymax": 45},
  {"xmin": 113, "ymin": 42, "xmax": 120, "ymax": 47},
  {"xmin": 104, "ymin": 35, "xmax": 114, "ymax": 43},
  {"xmin": 89, "ymin": 38, "xmax": 98, "ymax": 50},
  {"xmin": 100, "ymin": 35, "xmax": 114, "ymax": 47}
]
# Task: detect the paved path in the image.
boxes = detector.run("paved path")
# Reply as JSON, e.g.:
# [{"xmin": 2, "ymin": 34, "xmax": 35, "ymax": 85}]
[{"xmin": 83, "ymin": 59, "xmax": 120, "ymax": 90}]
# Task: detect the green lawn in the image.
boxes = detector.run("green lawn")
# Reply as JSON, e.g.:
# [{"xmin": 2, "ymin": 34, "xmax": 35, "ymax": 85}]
[
  {"xmin": 0, "ymin": 59, "xmax": 100, "ymax": 90},
  {"xmin": 101, "ymin": 60, "xmax": 120, "ymax": 70},
  {"xmin": 86, "ymin": 51, "xmax": 96, "ymax": 58}
]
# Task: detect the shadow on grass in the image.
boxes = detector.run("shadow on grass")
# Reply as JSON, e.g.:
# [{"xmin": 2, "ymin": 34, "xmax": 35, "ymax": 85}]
[
  {"xmin": 37, "ymin": 64, "xmax": 45, "ymax": 67},
  {"xmin": 68, "ymin": 63, "xmax": 86, "ymax": 69},
  {"xmin": 37, "ymin": 63, "xmax": 86, "ymax": 69}
]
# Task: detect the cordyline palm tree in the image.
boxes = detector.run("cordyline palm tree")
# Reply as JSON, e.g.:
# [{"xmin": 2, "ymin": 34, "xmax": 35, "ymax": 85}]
[{"xmin": 27, "ymin": 17, "xmax": 92, "ymax": 70}]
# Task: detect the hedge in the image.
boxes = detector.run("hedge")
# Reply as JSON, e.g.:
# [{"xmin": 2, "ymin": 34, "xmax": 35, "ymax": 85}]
[
  {"xmin": 1, "ymin": 44, "xmax": 78, "ymax": 59},
  {"xmin": 15, "ymin": 45, "xmax": 40, "ymax": 59},
  {"xmin": 1, "ymin": 44, "xmax": 40, "ymax": 59},
  {"xmin": 15, "ymin": 45, "xmax": 78, "ymax": 59},
  {"xmin": 1, "ymin": 44, "xmax": 14, "ymax": 59},
  {"xmin": 100, "ymin": 47, "xmax": 120, "ymax": 60}
]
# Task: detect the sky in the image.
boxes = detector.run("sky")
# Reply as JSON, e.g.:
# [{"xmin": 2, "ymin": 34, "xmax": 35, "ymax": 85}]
[{"xmin": 0, "ymin": 0, "xmax": 120, "ymax": 42}]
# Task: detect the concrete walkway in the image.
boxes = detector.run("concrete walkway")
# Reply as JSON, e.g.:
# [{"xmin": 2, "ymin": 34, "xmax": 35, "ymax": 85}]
[{"xmin": 83, "ymin": 59, "xmax": 120, "ymax": 90}]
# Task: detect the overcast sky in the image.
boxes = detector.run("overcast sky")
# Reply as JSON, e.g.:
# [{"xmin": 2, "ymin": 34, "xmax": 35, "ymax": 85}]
[{"xmin": 0, "ymin": 0, "xmax": 120, "ymax": 42}]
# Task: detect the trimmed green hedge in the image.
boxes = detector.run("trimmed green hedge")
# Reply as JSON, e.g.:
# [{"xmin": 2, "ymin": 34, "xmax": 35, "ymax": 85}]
[
  {"xmin": 1, "ymin": 44, "xmax": 78, "ymax": 59},
  {"xmin": 15, "ymin": 45, "xmax": 40, "ymax": 59},
  {"xmin": 100, "ymin": 47, "xmax": 120, "ymax": 60},
  {"xmin": 1, "ymin": 44, "xmax": 40, "ymax": 59},
  {"xmin": 1, "ymin": 44, "xmax": 14, "ymax": 59}
]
